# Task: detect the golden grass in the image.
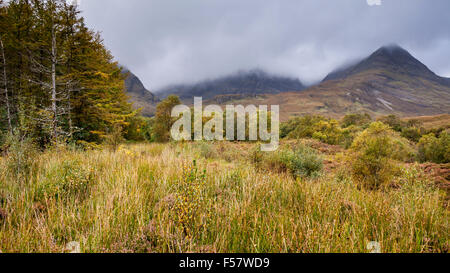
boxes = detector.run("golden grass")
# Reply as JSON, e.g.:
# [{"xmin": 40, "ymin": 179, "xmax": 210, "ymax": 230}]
[
  {"xmin": 0, "ymin": 142, "xmax": 448, "ymax": 253},
  {"xmin": 404, "ymin": 114, "xmax": 450, "ymax": 130}
]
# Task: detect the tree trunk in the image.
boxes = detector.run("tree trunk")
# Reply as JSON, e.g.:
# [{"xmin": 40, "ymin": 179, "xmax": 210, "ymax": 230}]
[
  {"xmin": 0, "ymin": 35, "xmax": 12, "ymax": 134},
  {"xmin": 51, "ymin": 25, "xmax": 58, "ymax": 142}
]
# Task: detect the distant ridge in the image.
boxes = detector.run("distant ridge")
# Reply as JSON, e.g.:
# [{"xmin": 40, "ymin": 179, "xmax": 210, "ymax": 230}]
[{"xmin": 157, "ymin": 69, "xmax": 305, "ymax": 101}]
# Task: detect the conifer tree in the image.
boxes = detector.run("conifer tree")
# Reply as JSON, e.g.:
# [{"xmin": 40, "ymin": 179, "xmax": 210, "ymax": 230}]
[{"xmin": 0, "ymin": 0, "xmax": 137, "ymax": 146}]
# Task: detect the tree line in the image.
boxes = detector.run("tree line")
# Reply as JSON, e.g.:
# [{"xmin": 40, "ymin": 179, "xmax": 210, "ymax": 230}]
[{"xmin": 0, "ymin": 0, "xmax": 138, "ymax": 147}]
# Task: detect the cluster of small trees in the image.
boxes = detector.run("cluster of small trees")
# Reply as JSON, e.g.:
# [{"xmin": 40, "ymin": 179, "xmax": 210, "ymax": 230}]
[
  {"xmin": 280, "ymin": 114, "xmax": 371, "ymax": 148},
  {"xmin": 0, "ymin": 0, "xmax": 137, "ymax": 148},
  {"xmin": 150, "ymin": 95, "xmax": 278, "ymax": 144}
]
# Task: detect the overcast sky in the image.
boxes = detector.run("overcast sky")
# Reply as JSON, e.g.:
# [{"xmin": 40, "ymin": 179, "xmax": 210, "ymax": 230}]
[{"xmin": 78, "ymin": 0, "xmax": 450, "ymax": 90}]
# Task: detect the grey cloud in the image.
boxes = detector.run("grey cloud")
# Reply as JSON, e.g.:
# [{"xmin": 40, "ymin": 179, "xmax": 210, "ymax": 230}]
[{"xmin": 79, "ymin": 0, "xmax": 450, "ymax": 89}]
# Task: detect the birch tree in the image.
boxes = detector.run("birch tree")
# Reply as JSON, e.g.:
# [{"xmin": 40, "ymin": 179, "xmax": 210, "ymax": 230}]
[{"xmin": 0, "ymin": 35, "xmax": 12, "ymax": 133}]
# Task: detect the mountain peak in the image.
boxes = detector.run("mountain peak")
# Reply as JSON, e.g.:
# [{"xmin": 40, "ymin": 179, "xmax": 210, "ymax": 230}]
[
  {"xmin": 378, "ymin": 43, "xmax": 406, "ymax": 53},
  {"xmin": 323, "ymin": 44, "xmax": 439, "ymax": 82},
  {"xmin": 369, "ymin": 44, "xmax": 417, "ymax": 65}
]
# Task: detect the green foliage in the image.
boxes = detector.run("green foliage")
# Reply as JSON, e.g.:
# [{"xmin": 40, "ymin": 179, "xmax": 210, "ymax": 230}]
[
  {"xmin": 102, "ymin": 124, "xmax": 125, "ymax": 151},
  {"xmin": 377, "ymin": 115, "xmax": 405, "ymax": 132},
  {"xmin": 281, "ymin": 113, "xmax": 444, "ymax": 149},
  {"xmin": 311, "ymin": 119, "xmax": 344, "ymax": 145},
  {"xmin": 418, "ymin": 132, "xmax": 450, "ymax": 163},
  {"xmin": 281, "ymin": 115, "xmax": 328, "ymax": 139},
  {"xmin": 124, "ymin": 116, "xmax": 153, "ymax": 142},
  {"xmin": 250, "ymin": 146, "xmax": 287, "ymax": 173},
  {"xmin": 340, "ymin": 125, "xmax": 362, "ymax": 149},
  {"xmin": 36, "ymin": 160, "xmax": 93, "ymax": 201},
  {"xmin": 378, "ymin": 115, "xmax": 431, "ymax": 143},
  {"xmin": 251, "ymin": 144, "xmax": 323, "ymax": 179},
  {"xmin": 2, "ymin": 132, "xmax": 37, "ymax": 181},
  {"xmin": 400, "ymin": 126, "xmax": 425, "ymax": 143},
  {"xmin": 0, "ymin": 0, "xmax": 136, "ymax": 146},
  {"xmin": 349, "ymin": 122, "xmax": 413, "ymax": 190},
  {"xmin": 280, "ymin": 145, "xmax": 323, "ymax": 179},
  {"xmin": 249, "ymin": 145, "xmax": 264, "ymax": 167},
  {"xmin": 282, "ymin": 114, "xmax": 370, "ymax": 147},
  {"xmin": 153, "ymin": 95, "xmax": 181, "ymax": 142},
  {"xmin": 196, "ymin": 142, "xmax": 218, "ymax": 159},
  {"xmin": 341, "ymin": 113, "xmax": 372, "ymax": 128}
]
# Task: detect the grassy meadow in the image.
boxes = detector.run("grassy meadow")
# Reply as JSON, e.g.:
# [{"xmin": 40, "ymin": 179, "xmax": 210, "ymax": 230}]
[{"xmin": 0, "ymin": 140, "xmax": 448, "ymax": 253}]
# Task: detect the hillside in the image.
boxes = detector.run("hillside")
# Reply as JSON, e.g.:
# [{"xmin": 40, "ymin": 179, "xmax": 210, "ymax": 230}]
[
  {"xmin": 218, "ymin": 45, "xmax": 450, "ymax": 120},
  {"xmin": 157, "ymin": 69, "xmax": 305, "ymax": 102},
  {"xmin": 322, "ymin": 44, "xmax": 450, "ymax": 86},
  {"xmin": 404, "ymin": 114, "xmax": 450, "ymax": 130},
  {"xmin": 123, "ymin": 69, "xmax": 158, "ymax": 116}
]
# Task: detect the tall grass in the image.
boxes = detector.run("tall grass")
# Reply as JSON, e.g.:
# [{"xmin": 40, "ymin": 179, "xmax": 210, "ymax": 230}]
[{"xmin": 0, "ymin": 142, "xmax": 448, "ymax": 253}]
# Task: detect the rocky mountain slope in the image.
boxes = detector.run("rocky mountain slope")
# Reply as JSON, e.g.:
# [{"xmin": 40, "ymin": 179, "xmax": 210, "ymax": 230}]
[
  {"xmin": 157, "ymin": 69, "xmax": 305, "ymax": 102},
  {"xmin": 123, "ymin": 69, "xmax": 158, "ymax": 116}
]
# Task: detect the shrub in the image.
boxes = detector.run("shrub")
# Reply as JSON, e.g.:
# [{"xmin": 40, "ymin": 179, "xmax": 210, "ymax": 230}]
[
  {"xmin": 124, "ymin": 116, "xmax": 153, "ymax": 142},
  {"xmin": 378, "ymin": 115, "xmax": 431, "ymax": 143},
  {"xmin": 2, "ymin": 132, "xmax": 38, "ymax": 181},
  {"xmin": 282, "ymin": 115, "xmax": 328, "ymax": 139},
  {"xmin": 341, "ymin": 113, "xmax": 372, "ymax": 128},
  {"xmin": 282, "ymin": 115, "xmax": 352, "ymax": 146},
  {"xmin": 401, "ymin": 127, "xmax": 424, "ymax": 143},
  {"xmin": 341, "ymin": 125, "xmax": 362, "ymax": 149},
  {"xmin": 103, "ymin": 124, "xmax": 125, "ymax": 151},
  {"xmin": 249, "ymin": 145, "xmax": 264, "ymax": 167},
  {"xmin": 418, "ymin": 132, "xmax": 450, "ymax": 163},
  {"xmin": 172, "ymin": 161, "xmax": 211, "ymax": 240},
  {"xmin": 377, "ymin": 115, "xmax": 405, "ymax": 132},
  {"xmin": 250, "ymin": 144, "xmax": 323, "ymax": 179},
  {"xmin": 349, "ymin": 122, "xmax": 413, "ymax": 190},
  {"xmin": 281, "ymin": 145, "xmax": 323, "ymax": 179},
  {"xmin": 36, "ymin": 160, "xmax": 93, "ymax": 201},
  {"xmin": 261, "ymin": 149, "xmax": 288, "ymax": 173},
  {"xmin": 196, "ymin": 142, "xmax": 218, "ymax": 159},
  {"xmin": 311, "ymin": 119, "xmax": 344, "ymax": 145}
]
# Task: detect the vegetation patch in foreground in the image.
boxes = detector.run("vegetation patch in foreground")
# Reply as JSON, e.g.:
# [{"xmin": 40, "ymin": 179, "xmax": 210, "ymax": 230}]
[{"xmin": 0, "ymin": 142, "xmax": 448, "ymax": 253}]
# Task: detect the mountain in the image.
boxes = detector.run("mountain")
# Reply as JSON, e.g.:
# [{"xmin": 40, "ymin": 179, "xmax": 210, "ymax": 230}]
[
  {"xmin": 229, "ymin": 45, "xmax": 450, "ymax": 120},
  {"xmin": 157, "ymin": 69, "xmax": 305, "ymax": 101},
  {"xmin": 316, "ymin": 44, "xmax": 450, "ymax": 115},
  {"xmin": 323, "ymin": 44, "xmax": 450, "ymax": 86},
  {"xmin": 123, "ymin": 69, "xmax": 158, "ymax": 116}
]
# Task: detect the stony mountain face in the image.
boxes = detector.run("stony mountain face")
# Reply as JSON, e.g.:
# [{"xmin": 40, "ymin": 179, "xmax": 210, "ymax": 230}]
[
  {"xmin": 323, "ymin": 44, "xmax": 450, "ymax": 86},
  {"xmin": 230, "ymin": 45, "xmax": 450, "ymax": 120},
  {"xmin": 123, "ymin": 69, "xmax": 158, "ymax": 116},
  {"xmin": 316, "ymin": 44, "xmax": 450, "ymax": 116},
  {"xmin": 157, "ymin": 69, "xmax": 305, "ymax": 102}
]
